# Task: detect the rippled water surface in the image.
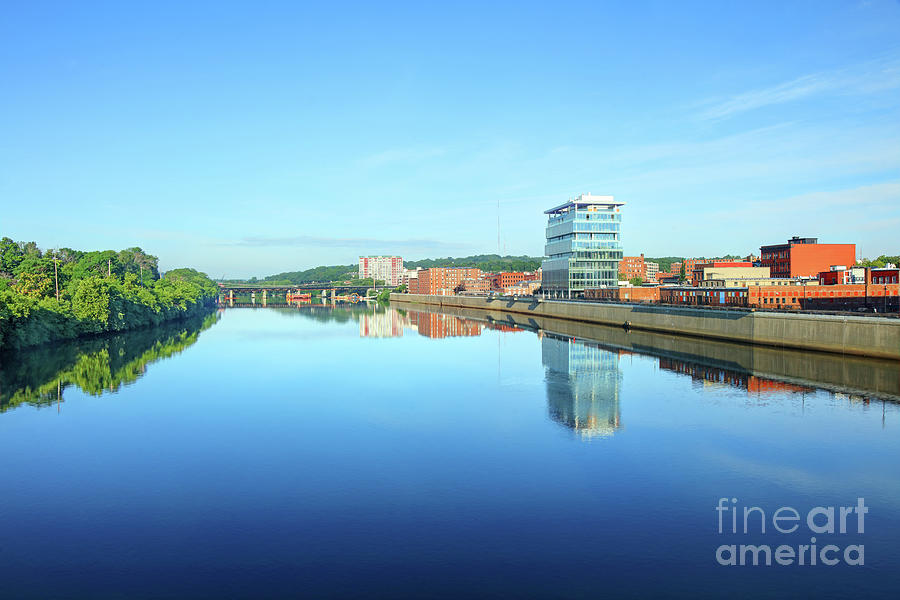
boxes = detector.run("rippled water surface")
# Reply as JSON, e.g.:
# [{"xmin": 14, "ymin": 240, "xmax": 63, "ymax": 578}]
[{"xmin": 2, "ymin": 305, "xmax": 899, "ymax": 598}]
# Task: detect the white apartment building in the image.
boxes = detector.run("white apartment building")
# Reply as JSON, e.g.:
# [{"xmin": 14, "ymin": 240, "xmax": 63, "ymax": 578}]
[{"xmin": 358, "ymin": 256, "xmax": 404, "ymax": 286}]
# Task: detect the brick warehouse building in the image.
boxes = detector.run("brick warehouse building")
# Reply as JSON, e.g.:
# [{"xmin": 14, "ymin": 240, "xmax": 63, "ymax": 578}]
[
  {"xmin": 660, "ymin": 282, "xmax": 898, "ymax": 311},
  {"xmin": 759, "ymin": 237, "xmax": 856, "ymax": 278},
  {"xmin": 492, "ymin": 271, "xmax": 528, "ymax": 290},
  {"xmin": 413, "ymin": 267, "xmax": 482, "ymax": 296},
  {"xmin": 680, "ymin": 258, "xmax": 709, "ymax": 284},
  {"xmin": 666, "ymin": 261, "xmax": 683, "ymax": 276},
  {"xmin": 619, "ymin": 254, "xmax": 645, "ymax": 281},
  {"xmin": 585, "ymin": 287, "xmax": 661, "ymax": 302}
]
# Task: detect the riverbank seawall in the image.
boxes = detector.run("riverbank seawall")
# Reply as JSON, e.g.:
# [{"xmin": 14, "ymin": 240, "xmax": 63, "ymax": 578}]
[{"xmin": 391, "ymin": 293, "xmax": 900, "ymax": 360}]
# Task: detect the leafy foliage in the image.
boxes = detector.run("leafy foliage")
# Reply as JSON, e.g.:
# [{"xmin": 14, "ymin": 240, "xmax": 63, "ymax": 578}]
[
  {"xmin": 858, "ymin": 255, "xmax": 900, "ymax": 268},
  {"xmin": 0, "ymin": 237, "xmax": 217, "ymax": 350},
  {"xmin": 644, "ymin": 257, "xmax": 684, "ymax": 273},
  {"xmin": 222, "ymin": 264, "xmax": 358, "ymax": 285},
  {"xmin": 376, "ymin": 284, "xmax": 406, "ymax": 303}
]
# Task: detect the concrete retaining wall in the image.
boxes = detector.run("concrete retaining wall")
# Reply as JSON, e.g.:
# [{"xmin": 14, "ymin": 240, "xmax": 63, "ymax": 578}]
[
  {"xmin": 405, "ymin": 302, "xmax": 900, "ymax": 400},
  {"xmin": 391, "ymin": 294, "xmax": 900, "ymax": 360}
]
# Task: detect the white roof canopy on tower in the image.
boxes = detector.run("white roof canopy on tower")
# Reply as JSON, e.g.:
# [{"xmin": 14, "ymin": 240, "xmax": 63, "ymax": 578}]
[{"xmin": 544, "ymin": 193, "xmax": 624, "ymax": 215}]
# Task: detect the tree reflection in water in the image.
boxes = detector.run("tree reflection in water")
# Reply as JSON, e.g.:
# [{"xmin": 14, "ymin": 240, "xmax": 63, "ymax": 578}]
[{"xmin": 0, "ymin": 311, "xmax": 219, "ymax": 413}]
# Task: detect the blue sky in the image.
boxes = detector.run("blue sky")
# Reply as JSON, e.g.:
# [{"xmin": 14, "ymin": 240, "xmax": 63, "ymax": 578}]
[{"xmin": 1, "ymin": 1, "xmax": 898, "ymax": 277}]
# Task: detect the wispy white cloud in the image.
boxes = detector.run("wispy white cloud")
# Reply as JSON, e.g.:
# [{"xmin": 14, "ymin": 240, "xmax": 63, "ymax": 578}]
[
  {"xmin": 700, "ymin": 74, "xmax": 835, "ymax": 121},
  {"xmin": 696, "ymin": 54, "xmax": 900, "ymax": 121},
  {"xmin": 707, "ymin": 181, "xmax": 900, "ymax": 219}
]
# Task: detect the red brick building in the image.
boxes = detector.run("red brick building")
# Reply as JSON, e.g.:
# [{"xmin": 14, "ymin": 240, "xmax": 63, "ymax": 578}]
[
  {"xmin": 871, "ymin": 268, "xmax": 899, "ymax": 285},
  {"xmin": 660, "ymin": 282, "xmax": 898, "ymax": 311},
  {"xmin": 619, "ymin": 254, "xmax": 645, "ymax": 280},
  {"xmin": 660, "ymin": 287, "xmax": 750, "ymax": 307},
  {"xmin": 415, "ymin": 267, "xmax": 482, "ymax": 295},
  {"xmin": 818, "ymin": 267, "xmax": 866, "ymax": 286},
  {"xmin": 682, "ymin": 258, "xmax": 706, "ymax": 278},
  {"xmin": 460, "ymin": 276, "xmax": 491, "ymax": 294},
  {"xmin": 760, "ymin": 237, "xmax": 856, "ymax": 278},
  {"xmin": 492, "ymin": 271, "xmax": 527, "ymax": 290},
  {"xmin": 585, "ymin": 287, "xmax": 661, "ymax": 302}
]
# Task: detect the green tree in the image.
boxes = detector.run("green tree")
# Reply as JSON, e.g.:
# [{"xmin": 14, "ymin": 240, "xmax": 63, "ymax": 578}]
[
  {"xmin": 117, "ymin": 247, "xmax": 160, "ymax": 282},
  {"xmin": 12, "ymin": 271, "xmax": 53, "ymax": 298},
  {"xmin": 0, "ymin": 237, "xmax": 25, "ymax": 277},
  {"xmin": 0, "ymin": 237, "xmax": 219, "ymax": 350},
  {"xmin": 72, "ymin": 277, "xmax": 111, "ymax": 329}
]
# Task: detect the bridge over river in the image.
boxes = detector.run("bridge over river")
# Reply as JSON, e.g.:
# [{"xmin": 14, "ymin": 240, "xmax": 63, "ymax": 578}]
[{"xmin": 217, "ymin": 283, "xmax": 392, "ymax": 307}]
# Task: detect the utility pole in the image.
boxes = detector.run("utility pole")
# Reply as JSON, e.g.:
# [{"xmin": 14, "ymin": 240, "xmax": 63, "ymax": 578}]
[
  {"xmin": 140, "ymin": 265, "xmax": 143, "ymax": 286},
  {"xmin": 53, "ymin": 254, "xmax": 59, "ymax": 302},
  {"xmin": 108, "ymin": 258, "xmax": 111, "ymax": 278}
]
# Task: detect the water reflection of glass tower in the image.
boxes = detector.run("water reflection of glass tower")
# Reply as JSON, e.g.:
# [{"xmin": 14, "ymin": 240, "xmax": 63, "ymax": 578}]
[{"xmin": 542, "ymin": 334, "xmax": 622, "ymax": 439}]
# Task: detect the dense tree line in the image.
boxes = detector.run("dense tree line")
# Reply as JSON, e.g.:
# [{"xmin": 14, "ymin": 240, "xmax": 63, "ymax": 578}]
[
  {"xmin": 858, "ymin": 255, "xmax": 900, "ymax": 268},
  {"xmin": 0, "ymin": 237, "xmax": 218, "ymax": 350},
  {"xmin": 404, "ymin": 254, "xmax": 543, "ymax": 272},
  {"xmin": 219, "ymin": 264, "xmax": 357, "ymax": 285},
  {"xmin": 224, "ymin": 255, "xmax": 547, "ymax": 286}
]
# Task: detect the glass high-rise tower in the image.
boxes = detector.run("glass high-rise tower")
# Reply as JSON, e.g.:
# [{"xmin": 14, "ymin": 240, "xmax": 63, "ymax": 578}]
[{"xmin": 541, "ymin": 194, "xmax": 624, "ymax": 297}]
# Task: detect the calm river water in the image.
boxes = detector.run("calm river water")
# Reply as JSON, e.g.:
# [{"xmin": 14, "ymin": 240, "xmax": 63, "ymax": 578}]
[{"xmin": 1, "ymin": 304, "xmax": 899, "ymax": 598}]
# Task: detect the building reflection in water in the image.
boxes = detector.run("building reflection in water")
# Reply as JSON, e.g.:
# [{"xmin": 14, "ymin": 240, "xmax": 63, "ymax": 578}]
[
  {"xmin": 382, "ymin": 310, "xmax": 886, "ymax": 413},
  {"xmin": 657, "ymin": 358, "xmax": 815, "ymax": 396},
  {"xmin": 541, "ymin": 333, "xmax": 622, "ymax": 439},
  {"xmin": 359, "ymin": 310, "xmax": 410, "ymax": 338},
  {"xmin": 408, "ymin": 311, "xmax": 483, "ymax": 339}
]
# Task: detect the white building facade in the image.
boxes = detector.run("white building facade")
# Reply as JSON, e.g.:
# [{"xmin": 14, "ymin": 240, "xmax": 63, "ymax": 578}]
[
  {"xmin": 542, "ymin": 194, "xmax": 624, "ymax": 297},
  {"xmin": 359, "ymin": 256, "xmax": 404, "ymax": 286}
]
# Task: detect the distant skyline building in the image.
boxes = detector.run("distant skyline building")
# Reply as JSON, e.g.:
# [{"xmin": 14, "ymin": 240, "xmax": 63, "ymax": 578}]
[
  {"xmin": 359, "ymin": 256, "xmax": 404, "ymax": 286},
  {"xmin": 542, "ymin": 194, "xmax": 624, "ymax": 297}
]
